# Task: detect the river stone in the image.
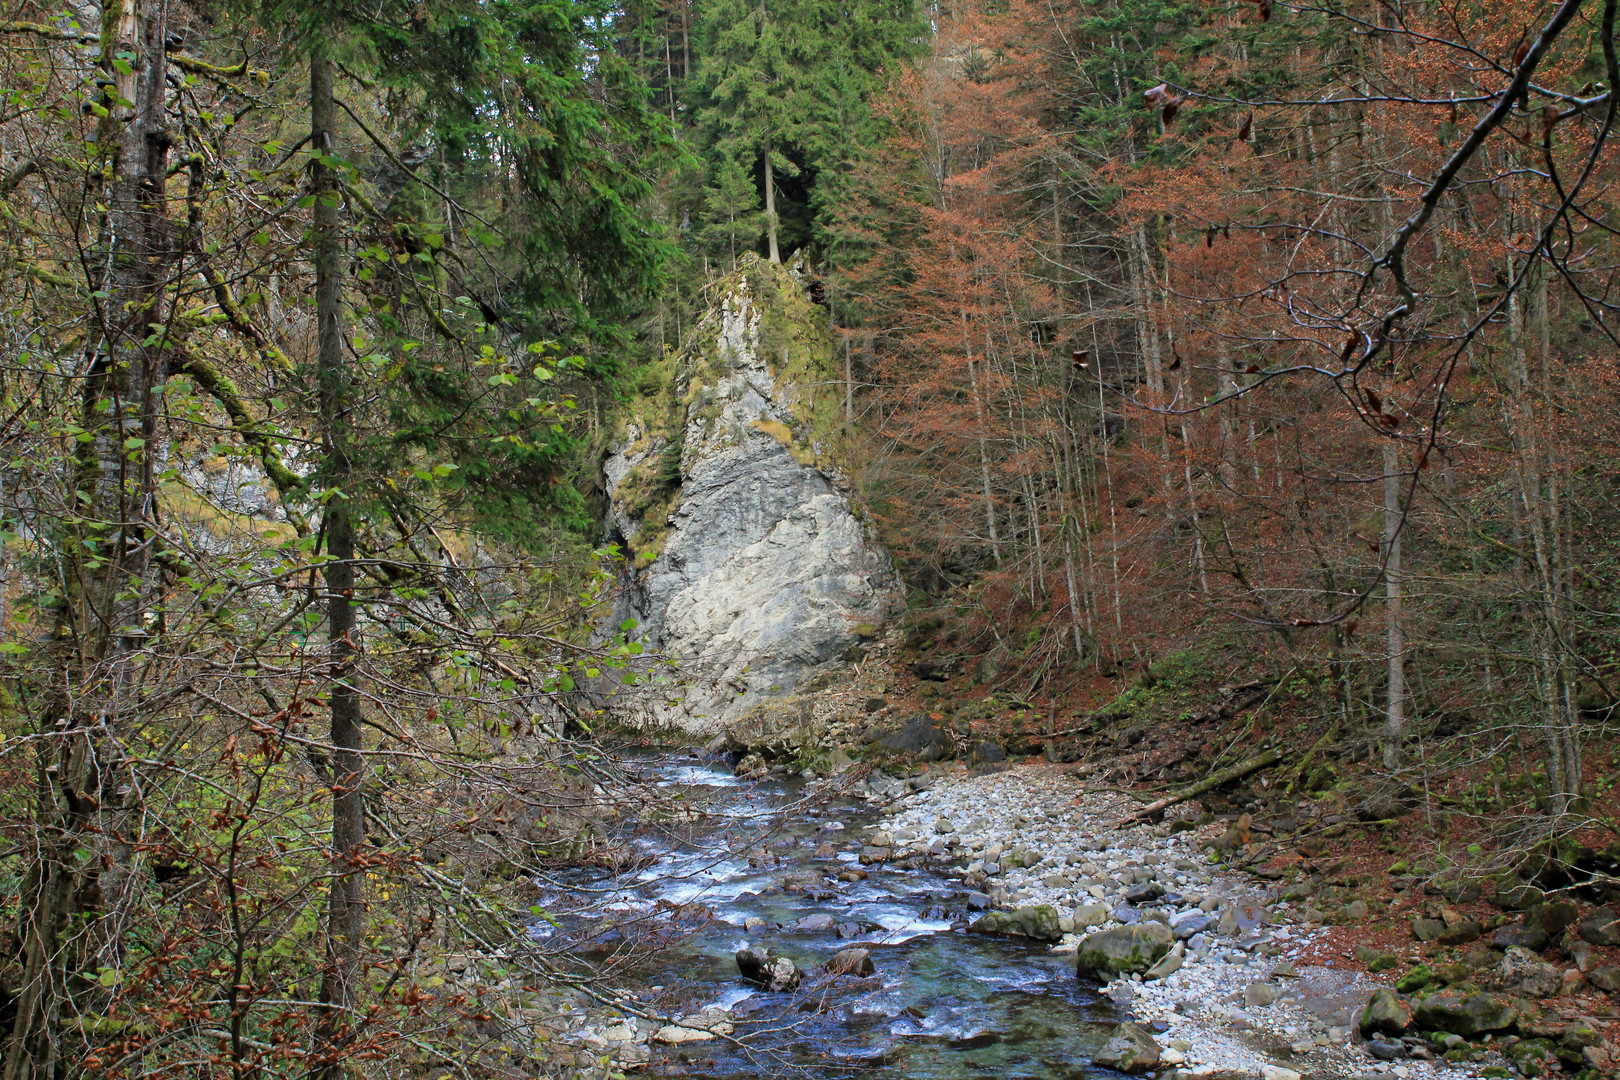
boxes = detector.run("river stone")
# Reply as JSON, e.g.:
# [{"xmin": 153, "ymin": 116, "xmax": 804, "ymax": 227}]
[
  {"xmin": 1072, "ymin": 903, "xmax": 1110, "ymax": 930},
  {"xmin": 826, "ymin": 948, "xmax": 876, "ymax": 977},
  {"xmin": 1366, "ymin": 1039, "xmax": 1404, "ymax": 1061},
  {"xmin": 1579, "ymin": 905, "xmax": 1620, "ymax": 946},
  {"xmin": 1496, "ymin": 881, "xmax": 1546, "ymax": 911},
  {"xmin": 1111, "ymin": 902, "xmax": 1141, "ymax": 925},
  {"xmin": 1144, "ymin": 951, "xmax": 1184, "ymax": 981},
  {"xmin": 1527, "ymin": 900, "xmax": 1579, "ymax": 937},
  {"xmin": 654, "ymin": 1025, "xmax": 717, "ymax": 1044},
  {"xmin": 1438, "ymin": 918, "xmax": 1482, "ymax": 945},
  {"xmin": 1499, "ymin": 946, "xmax": 1564, "ymax": 998},
  {"xmin": 1076, "ymin": 923, "xmax": 1174, "ymax": 979},
  {"xmin": 1169, "ymin": 909, "xmax": 1212, "ymax": 939},
  {"xmin": 735, "ymin": 947, "xmax": 802, "ymax": 992},
  {"xmin": 1411, "ymin": 990, "xmax": 1518, "ymax": 1036},
  {"xmin": 971, "ymin": 904, "xmax": 1062, "ymax": 941},
  {"xmin": 1358, "ymin": 989, "xmax": 1413, "ymax": 1037},
  {"xmin": 1124, "ymin": 881, "xmax": 1164, "ymax": 904},
  {"xmin": 1493, "ymin": 924, "xmax": 1550, "ymax": 952},
  {"xmin": 1244, "ymin": 982, "xmax": 1281, "ymax": 1008},
  {"xmin": 968, "ymin": 740, "xmax": 1006, "ymax": 765},
  {"xmin": 793, "ymin": 913, "xmax": 836, "ymax": 932},
  {"xmin": 878, "ymin": 715, "xmax": 953, "ymax": 761},
  {"xmin": 1091, "ymin": 1022, "xmax": 1161, "ymax": 1074}
]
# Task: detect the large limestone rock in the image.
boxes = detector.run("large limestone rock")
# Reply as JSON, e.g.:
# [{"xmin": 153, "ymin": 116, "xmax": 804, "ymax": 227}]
[{"xmin": 606, "ymin": 256, "xmax": 900, "ymax": 734}]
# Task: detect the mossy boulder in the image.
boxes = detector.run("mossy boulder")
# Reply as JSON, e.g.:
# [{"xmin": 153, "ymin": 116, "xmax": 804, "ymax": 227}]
[
  {"xmin": 971, "ymin": 904, "xmax": 1063, "ymax": 941},
  {"xmin": 1076, "ymin": 923, "xmax": 1174, "ymax": 979},
  {"xmin": 1411, "ymin": 990, "xmax": 1518, "ymax": 1036}
]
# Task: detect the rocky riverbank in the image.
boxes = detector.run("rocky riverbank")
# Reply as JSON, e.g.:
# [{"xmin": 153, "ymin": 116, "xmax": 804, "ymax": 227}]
[{"xmin": 870, "ymin": 763, "xmax": 1620, "ymax": 1080}]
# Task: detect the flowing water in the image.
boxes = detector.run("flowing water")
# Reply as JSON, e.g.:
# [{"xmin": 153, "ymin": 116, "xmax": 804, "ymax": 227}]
[{"xmin": 535, "ymin": 753, "xmax": 1125, "ymax": 1078}]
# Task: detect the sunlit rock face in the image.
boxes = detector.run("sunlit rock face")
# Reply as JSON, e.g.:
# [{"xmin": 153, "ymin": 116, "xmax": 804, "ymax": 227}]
[{"xmin": 604, "ymin": 255, "xmax": 900, "ymax": 734}]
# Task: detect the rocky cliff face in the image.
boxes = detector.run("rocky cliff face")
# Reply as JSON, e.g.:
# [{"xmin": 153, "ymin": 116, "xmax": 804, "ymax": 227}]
[{"xmin": 604, "ymin": 256, "xmax": 900, "ymax": 734}]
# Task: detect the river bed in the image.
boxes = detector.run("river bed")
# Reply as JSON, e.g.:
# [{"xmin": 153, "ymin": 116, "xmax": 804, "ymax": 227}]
[{"xmin": 535, "ymin": 752, "xmax": 1123, "ymax": 1078}]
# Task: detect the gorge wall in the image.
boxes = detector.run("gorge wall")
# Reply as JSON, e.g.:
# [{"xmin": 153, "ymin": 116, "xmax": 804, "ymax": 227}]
[{"xmin": 603, "ymin": 255, "xmax": 901, "ymax": 735}]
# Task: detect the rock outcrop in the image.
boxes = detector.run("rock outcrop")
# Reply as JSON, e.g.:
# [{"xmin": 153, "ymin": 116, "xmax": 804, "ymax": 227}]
[{"xmin": 604, "ymin": 255, "xmax": 900, "ymax": 734}]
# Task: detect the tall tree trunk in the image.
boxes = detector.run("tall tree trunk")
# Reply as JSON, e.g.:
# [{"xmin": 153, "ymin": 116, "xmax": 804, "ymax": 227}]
[
  {"xmin": 764, "ymin": 140, "xmax": 781, "ymax": 264},
  {"xmin": 6, "ymin": 4, "xmax": 171, "ymax": 1075},
  {"xmin": 1382, "ymin": 439, "xmax": 1405, "ymax": 768},
  {"xmin": 311, "ymin": 46, "xmax": 367, "ymax": 1073}
]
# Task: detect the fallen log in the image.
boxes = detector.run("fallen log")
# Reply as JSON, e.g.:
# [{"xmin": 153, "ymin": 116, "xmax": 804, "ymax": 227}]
[{"xmin": 1113, "ymin": 747, "xmax": 1281, "ymax": 827}]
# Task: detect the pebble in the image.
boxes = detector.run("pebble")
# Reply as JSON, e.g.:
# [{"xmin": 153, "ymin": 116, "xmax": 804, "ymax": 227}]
[{"xmin": 879, "ymin": 765, "xmax": 1486, "ymax": 1080}]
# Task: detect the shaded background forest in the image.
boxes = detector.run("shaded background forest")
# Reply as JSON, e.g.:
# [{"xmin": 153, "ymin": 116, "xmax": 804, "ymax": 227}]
[{"xmin": 1, "ymin": 0, "xmax": 1619, "ymax": 1074}]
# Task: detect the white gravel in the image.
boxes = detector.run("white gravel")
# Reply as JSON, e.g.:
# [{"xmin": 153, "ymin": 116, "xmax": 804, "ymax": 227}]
[{"xmin": 878, "ymin": 764, "xmax": 1497, "ymax": 1080}]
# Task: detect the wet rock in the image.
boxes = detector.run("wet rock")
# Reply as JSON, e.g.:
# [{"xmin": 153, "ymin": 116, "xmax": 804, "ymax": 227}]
[
  {"xmin": 743, "ymin": 916, "xmax": 768, "ymax": 933},
  {"xmin": 1498, "ymin": 945, "xmax": 1563, "ymax": 998},
  {"xmin": 826, "ymin": 948, "xmax": 876, "ymax": 977},
  {"xmin": 970, "ymin": 904, "xmax": 1062, "ymax": 941},
  {"xmin": 793, "ymin": 913, "xmax": 836, "ymax": 932},
  {"xmin": 1411, "ymin": 990, "xmax": 1518, "ymax": 1036},
  {"xmin": 1076, "ymin": 922, "xmax": 1174, "ymax": 979},
  {"xmin": 965, "ymin": 891, "xmax": 993, "ymax": 911},
  {"xmin": 1091, "ymin": 1022, "xmax": 1161, "ymax": 1074},
  {"xmin": 812, "ymin": 842, "xmax": 837, "ymax": 860},
  {"xmin": 1359, "ymin": 988, "xmax": 1413, "ymax": 1037},
  {"xmin": 735, "ymin": 946, "xmax": 802, "ymax": 991},
  {"xmin": 1492, "ymin": 924, "xmax": 1550, "ymax": 952},
  {"xmin": 858, "ymin": 846, "xmax": 891, "ymax": 865},
  {"xmin": 1578, "ymin": 905, "xmax": 1620, "ymax": 946}
]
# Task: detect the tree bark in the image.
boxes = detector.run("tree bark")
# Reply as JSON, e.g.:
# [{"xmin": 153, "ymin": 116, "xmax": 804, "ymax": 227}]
[
  {"xmin": 1382, "ymin": 439, "xmax": 1405, "ymax": 768},
  {"xmin": 764, "ymin": 139, "xmax": 780, "ymax": 263},
  {"xmin": 1115, "ymin": 748, "xmax": 1281, "ymax": 826},
  {"xmin": 6, "ymin": 3, "xmax": 171, "ymax": 1075},
  {"xmin": 311, "ymin": 45, "xmax": 367, "ymax": 1074}
]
